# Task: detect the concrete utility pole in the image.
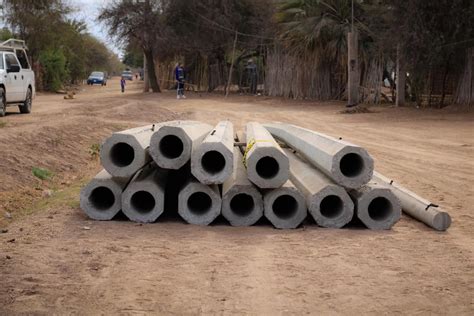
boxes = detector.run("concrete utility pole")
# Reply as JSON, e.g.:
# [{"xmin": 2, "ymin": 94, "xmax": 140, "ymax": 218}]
[
  {"xmin": 347, "ymin": 31, "xmax": 359, "ymax": 107},
  {"xmin": 143, "ymin": 53, "xmax": 150, "ymax": 92},
  {"xmin": 396, "ymin": 44, "xmax": 406, "ymax": 107},
  {"xmin": 225, "ymin": 31, "xmax": 238, "ymax": 98},
  {"xmin": 347, "ymin": 0, "xmax": 359, "ymax": 107}
]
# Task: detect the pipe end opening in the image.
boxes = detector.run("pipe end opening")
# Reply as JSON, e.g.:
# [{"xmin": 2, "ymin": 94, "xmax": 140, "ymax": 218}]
[
  {"xmin": 340, "ymin": 153, "xmax": 364, "ymax": 178},
  {"xmin": 160, "ymin": 135, "xmax": 184, "ymax": 159},
  {"xmin": 368, "ymin": 197, "xmax": 394, "ymax": 221},
  {"xmin": 256, "ymin": 156, "xmax": 279, "ymax": 179},
  {"xmin": 110, "ymin": 142, "xmax": 135, "ymax": 167},
  {"xmin": 89, "ymin": 187, "xmax": 115, "ymax": 210},
  {"xmin": 272, "ymin": 195, "xmax": 298, "ymax": 219},
  {"xmin": 320, "ymin": 195, "xmax": 344, "ymax": 219}
]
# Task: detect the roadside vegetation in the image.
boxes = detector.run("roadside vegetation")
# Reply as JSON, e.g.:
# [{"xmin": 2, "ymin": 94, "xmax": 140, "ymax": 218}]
[
  {"xmin": 1, "ymin": 0, "xmax": 472, "ymax": 106},
  {"xmin": 0, "ymin": 0, "xmax": 124, "ymax": 91},
  {"xmin": 101, "ymin": 0, "xmax": 473, "ymax": 107}
]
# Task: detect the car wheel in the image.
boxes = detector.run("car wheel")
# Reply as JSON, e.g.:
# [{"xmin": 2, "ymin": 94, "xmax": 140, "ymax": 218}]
[
  {"xmin": 0, "ymin": 87, "xmax": 6, "ymax": 117},
  {"xmin": 19, "ymin": 87, "xmax": 32, "ymax": 114}
]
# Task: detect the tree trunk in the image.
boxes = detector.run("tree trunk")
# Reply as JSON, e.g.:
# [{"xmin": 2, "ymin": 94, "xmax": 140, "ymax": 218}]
[
  {"xmin": 440, "ymin": 59, "xmax": 450, "ymax": 108},
  {"xmin": 144, "ymin": 49, "xmax": 160, "ymax": 93}
]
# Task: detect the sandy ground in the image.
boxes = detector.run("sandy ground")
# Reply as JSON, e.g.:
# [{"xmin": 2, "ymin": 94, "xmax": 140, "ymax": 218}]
[{"xmin": 0, "ymin": 78, "xmax": 473, "ymax": 315}]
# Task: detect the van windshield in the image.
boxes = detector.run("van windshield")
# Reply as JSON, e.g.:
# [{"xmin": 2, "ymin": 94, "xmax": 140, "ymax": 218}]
[{"xmin": 90, "ymin": 72, "xmax": 103, "ymax": 77}]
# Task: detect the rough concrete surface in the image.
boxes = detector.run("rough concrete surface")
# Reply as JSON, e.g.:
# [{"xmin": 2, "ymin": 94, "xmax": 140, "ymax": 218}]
[
  {"xmin": 178, "ymin": 178, "xmax": 222, "ymax": 225},
  {"xmin": 80, "ymin": 169, "xmax": 128, "ymax": 220},
  {"xmin": 191, "ymin": 120, "xmax": 234, "ymax": 184},
  {"xmin": 121, "ymin": 164, "xmax": 167, "ymax": 223},
  {"xmin": 285, "ymin": 149, "xmax": 354, "ymax": 228},
  {"xmin": 349, "ymin": 182, "xmax": 402, "ymax": 230},
  {"xmin": 150, "ymin": 121, "xmax": 213, "ymax": 170},
  {"xmin": 373, "ymin": 172, "xmax": 451, "ymax": 231},
  {"xmin": 263, "ymin": 180, "xmax": 307, "ymax": 229},
  {"xmin": 245, "ymin": 122, "xmax": 289, "ymax": 189},
  {"xmin": 264, "ymin": 123, "xmax": 374, "ymax": 189},
  {"xmin": 222, "ymin": 148, "xmax": 263, "ymax": 226},
  {"xmin": 100, "ymin": 124, "xmax": 155, "ymax": 178}
]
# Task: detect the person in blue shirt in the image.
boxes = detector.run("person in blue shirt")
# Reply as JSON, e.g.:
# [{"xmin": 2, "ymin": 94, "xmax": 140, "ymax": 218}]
[{"xmin": 175, "ymin": 63, "xmax": 186, "ymax": 99}]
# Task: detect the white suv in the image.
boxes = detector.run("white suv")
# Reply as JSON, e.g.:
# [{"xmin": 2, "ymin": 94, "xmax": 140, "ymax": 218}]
[{"xmin": 0, "ymin": 39, "xmax": 35, "ymax": 117}]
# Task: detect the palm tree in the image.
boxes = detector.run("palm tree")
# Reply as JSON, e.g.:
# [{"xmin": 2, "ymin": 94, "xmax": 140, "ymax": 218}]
[
  {"xmin": 273, "ymin": 0, "xmax": 386, "ymax": 101},
  {"xmin": 277, "ymin": 0, "xmax": 365, "ymax": 63}
]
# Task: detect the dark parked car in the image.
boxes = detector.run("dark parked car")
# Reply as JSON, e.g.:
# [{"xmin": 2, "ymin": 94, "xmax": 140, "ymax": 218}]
[
  {"xmin": 87, "ymin": 71, "xmax": 107, "ymax": 86},
  {"xmin": 121, "ymin": 70, "xmax": 133, "ymax": 81}
]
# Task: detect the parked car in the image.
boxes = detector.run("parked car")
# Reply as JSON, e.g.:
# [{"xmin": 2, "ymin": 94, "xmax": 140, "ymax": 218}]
[
  {"xmin": 87, "ymin": 71, "xmax": 107, "ymax": 86},
  {"xmin": 0, "ymin": 39, "xmax": 35, "ymax": 117},
  {"xmin": 121, "ymin": 70, "xmax": 133, "ymax": 81}
]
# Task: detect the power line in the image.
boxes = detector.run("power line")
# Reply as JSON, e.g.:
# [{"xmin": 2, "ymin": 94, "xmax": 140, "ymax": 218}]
[
  {"xmin": 188, "ymin": 8, "xmax": 277, "ymax": 41},
  {"xmin": 438, "ymin": 38, "xmax": 474, "ymax": 48}
]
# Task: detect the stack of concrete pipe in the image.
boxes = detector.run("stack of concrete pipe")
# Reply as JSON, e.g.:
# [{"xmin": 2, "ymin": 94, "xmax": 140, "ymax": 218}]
[{"xmin": 80, "ymin": 120, "xmax": 451, "ymax": 231}]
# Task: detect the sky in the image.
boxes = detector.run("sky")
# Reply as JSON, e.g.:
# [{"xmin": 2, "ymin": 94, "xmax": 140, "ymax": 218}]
[{"xmin": 67, "ymin": 0, "xmax": 123, "ymax": 56}]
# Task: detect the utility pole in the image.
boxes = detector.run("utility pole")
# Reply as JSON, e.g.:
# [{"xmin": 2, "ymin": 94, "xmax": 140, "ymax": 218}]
[
  {"xmin": 347, "ymin": 0, "xmax": 359, "ymax": 107},
  {"xmin": 225, "ymin": 31, "xmax": 238, "ymax": 98},
  {"xmin": 143, "ymin": 53, "xmax": 150, "ymax": 92},
  {"xmin": 396, "ymin": 44, "xmax": 406, "ymax": 107}
]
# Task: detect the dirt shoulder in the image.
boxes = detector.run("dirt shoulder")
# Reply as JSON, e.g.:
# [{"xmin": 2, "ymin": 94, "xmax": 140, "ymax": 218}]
[{"xmin": 0, "ymin": 79, "xmax": 473, "ymax": 314}]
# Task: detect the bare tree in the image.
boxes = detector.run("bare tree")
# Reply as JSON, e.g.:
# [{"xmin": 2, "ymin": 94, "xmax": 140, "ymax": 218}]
[{"xmin": 99, "ymin": 0, "xmax": 173, "ymax": 92}]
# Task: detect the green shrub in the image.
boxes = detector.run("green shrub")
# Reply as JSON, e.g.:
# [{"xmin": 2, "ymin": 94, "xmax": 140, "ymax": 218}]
[
  {"xmin": 32, "ymin": 167, "xmax": 54, "ymax": 181},
  {"xmin": 39, "ymin": 49, "xmax": 68, "ymax": 92}
]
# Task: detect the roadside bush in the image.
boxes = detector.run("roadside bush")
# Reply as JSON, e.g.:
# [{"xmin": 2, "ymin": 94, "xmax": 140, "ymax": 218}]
[{"xmin": 38, "ymin": 49, "xmax": 68, "ymax": 92}]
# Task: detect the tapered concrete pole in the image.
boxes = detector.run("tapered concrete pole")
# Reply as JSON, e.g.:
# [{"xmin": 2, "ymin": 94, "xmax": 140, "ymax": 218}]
[
  {"xmin": 396, "ymin": 44, "xmax": 406, "ymax": 107},
  {"xmin": 143, "ymin": 53, "xmax": 149, "ymax": 92},
  {"xmin": 373, "ymin": 172, "xmax": 451, "ymax": 231},
  {"xmin": 80, "ymin": 169, "xmax": 128, "ymax": 220},
  {"xmin": 264, "ymin": 123, "xmax": 373, "ymax": 189},
  {"xmin": 150, "ymin": 121, "xmax": 213, "ymax": 170},
  {"xmin": 244, "ymin": 122, "xmax": 289, "ymax": 189},
  {"xmin": 121, "ymin": 164, "xmax": 167, "ymax": 223},
  {"xmin": 263, "ymin": 180, "xmax": 307, "ymax": 229},
  {"xmin": 178, "ymin": 177, "xmax": 222, "ymax": 225},
  {"xmin": 347, "ymin": 31, "xmax": 359, "ymax": 106},
  {"xmin": 284, "ymin": 149, "xmax": 354, "ymax": 228},
  {"xmin": 101, "ymin": 124, "xmax": 158, "ymax": 178},
  {"xmin": 222, "ymin": 148, "xmax": 263, "ymax": 226},
  {"xmin": 191, "ymin": 121, "xmax": 234, "ymax": 184},
  {"xmin": 349, "ymin": 182, "xmax": 402, "ymax": 230}
]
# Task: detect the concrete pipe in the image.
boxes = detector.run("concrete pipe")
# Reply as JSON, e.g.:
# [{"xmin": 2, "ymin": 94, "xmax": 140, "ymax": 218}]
[
  {"xmin": 244, "ymin": 122, "xmax": 289, "ymax": 189},
  {"xmin": 285, "ymin": 149, "xmax": 354, "ymax": 228},
  {"xmin": 263, "ymin": 123, "xmax": 374, "ymax": 189},
  {"xmin": 150, "ymin": 121, "xmax": 213, "ymax": 170},
  {"xmin": 263, "ymin": 180, "xmax": 307, "ymax": 229},
  {"xmin": 178, "ymin": 178, "xmax": 222, "ymax": 225},
  {"xmin": 191, "ymin": 121, "xmax": 234, "ymax": 184},
  {"xmin": 121, "ymin": 164, "xmax": 168, "ymax": 223},
  {"xmin": 222, "ymin": 148, "xmax": 263, "ymax": 226},
  {"xmin": 80, "ymin": 169, "xmax": 128, "ymax": 220},
  {"xmin": 101, "ymin": 124, "xmax": 160, "ymax": 178},
  {"xmin": 349, "ymin": 182, "xmax": 402, "ymax": 229},
  {"xmin": 373, "ymin": 172, "xmax": 451, "ymax": 231}
]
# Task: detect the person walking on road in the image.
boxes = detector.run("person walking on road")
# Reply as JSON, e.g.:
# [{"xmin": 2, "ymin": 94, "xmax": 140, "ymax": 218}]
[
  {"xmin": 175, "ymin": 63, "xmax": 186, "ymax": 99},
  {"xmin": 120, "ymin": 77, "xmax": 126, "ymax": 93},
  {"xmin": 246, "ymin": 59, "xmax": 258, "ymax": 95}
]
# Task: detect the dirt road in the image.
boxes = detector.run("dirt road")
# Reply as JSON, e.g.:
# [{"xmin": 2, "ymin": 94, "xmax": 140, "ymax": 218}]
[{"xmin": 1, "ymin": 79, "xmax": 473, "ymax": 314}]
